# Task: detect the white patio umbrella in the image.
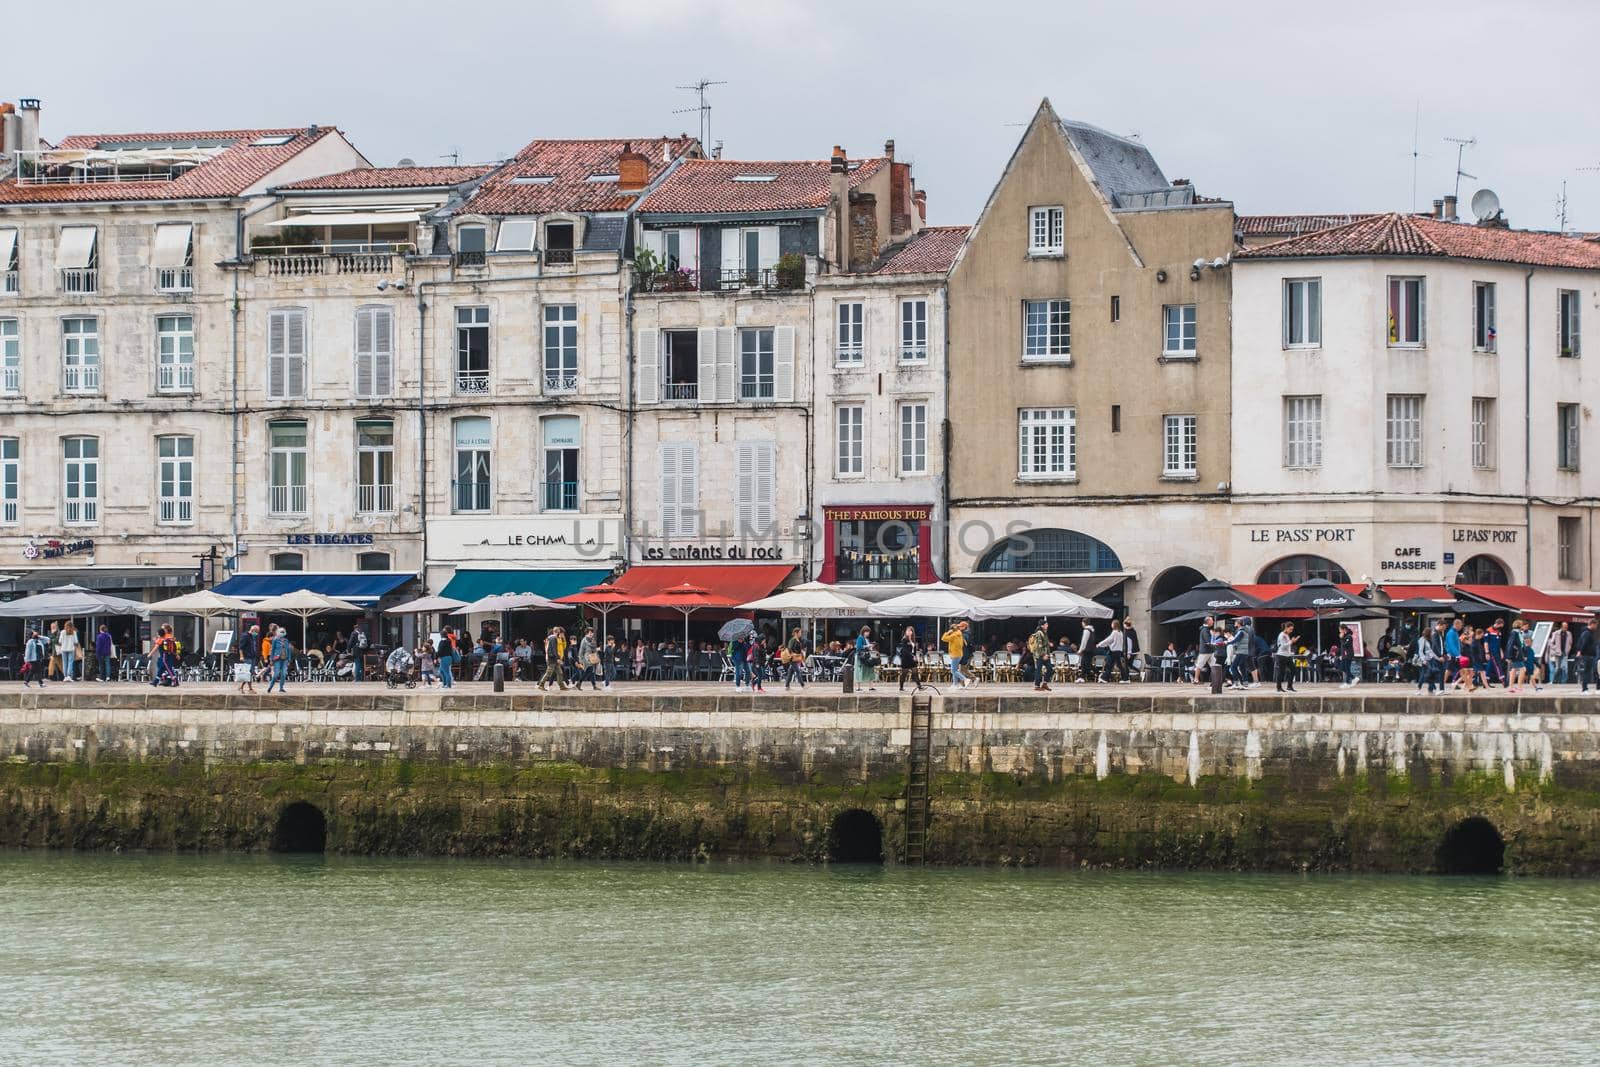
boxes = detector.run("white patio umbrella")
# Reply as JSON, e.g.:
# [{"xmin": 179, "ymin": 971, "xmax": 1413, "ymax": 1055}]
[
  {"xmin": 251, "ymin": 589, "xmax": 363, "ymax": 649},
  {"xmin": 873, "ymin": 581, "xmax": 988, "ymax": 618},
  {"xmin": 740, "ymin": 581, "xmax": 875, "ymax": 652},
  {"xmin": 148, "ymin": 589, "xmax": 254, "ymax": 674},
  {"xmin": 384, "ymin": 594, "xmax": 469, "ymax": 615},
  {"xmin": 969, "ymin": 580, "xmax": 1113, "ymax": 620},
  {"xmin": 0, "ymin": 584, "xmax": 151, "ymax": 618},
  {"xmin": 458, "ymin": 592, "xmax": 560, "ymax": 614}
]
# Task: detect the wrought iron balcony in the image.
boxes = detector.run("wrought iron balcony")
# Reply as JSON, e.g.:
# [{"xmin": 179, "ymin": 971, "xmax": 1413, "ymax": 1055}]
[
  {"xmin": 456, "ymin": 371, "xmax": 490, "ymax": 395},
  {"xmin": 543, "ymin": 371, "xmax": 578, "ymax": 394},
  {"xmin": 453, "ymin": 479, "xmax": 491, "ymax": 513},
  {"xmin": 540, "ymin": 480, "xmax": 579, "ymax": 512}
]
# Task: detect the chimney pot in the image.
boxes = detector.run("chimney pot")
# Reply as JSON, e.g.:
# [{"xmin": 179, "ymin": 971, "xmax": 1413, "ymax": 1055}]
[
  {"xmin": 884, "ymin": 138, "xmax": 894, "ymax": 160},
  {"xmin": 1432, "ymin": 199, "xmax": 1444, "ymax": 219},
  {"xmin": 617, "ymin": 142, "xmax": 650, "ymax": 192},
  {"xmin": 1442, "ymin": 194, "xmax": 1458, "ymax": 221}
]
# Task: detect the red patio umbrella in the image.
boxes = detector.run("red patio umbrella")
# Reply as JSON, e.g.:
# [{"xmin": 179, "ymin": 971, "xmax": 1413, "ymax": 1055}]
[
  {"xmin": 552, "ymin": 583, "xmax": 632, "ymax": 644},
  {"xmin": 628, "ymin": 582, "xmax": 740, "ymax": 651}
]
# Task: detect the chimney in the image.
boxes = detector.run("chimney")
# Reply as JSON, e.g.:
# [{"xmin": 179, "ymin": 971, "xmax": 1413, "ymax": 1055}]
[
  {"xmin": 17, "ymin": 97, "xmax": 41, "ymax": 156},
  {"xmin": 884, "ymin": 138, "xmax": 895, "ymax": 161},
  {"xmin": 0, "ymin": 103, "xmax": 14, "ymax": 156},
  {"xmin": 1442, "ymin": 194, "xmax": 1458, "ymax": 221},
  {"xmin": 1432, "ymin": 198, "xmax": 1444, "ymax": 219},
  {"xmin": 850, "ymin": 192, "xmax": 879, "ymax": 268},
  {"xmin": 617, "ymin": 142, "xmax": 649, "ymax": 192},
  {"xmin": 830, "ymin": 145, "xmax": 850, "ymax": 271},
  {"xmin": 913, "ymin": 189, "xmax": 927, "ymax": 223}
]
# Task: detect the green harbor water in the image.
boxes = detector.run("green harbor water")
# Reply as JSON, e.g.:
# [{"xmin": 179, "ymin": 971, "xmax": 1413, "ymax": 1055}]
[{"xmin": 1, "ymin": 853, "xmax": 1598, "ymax": 1066}]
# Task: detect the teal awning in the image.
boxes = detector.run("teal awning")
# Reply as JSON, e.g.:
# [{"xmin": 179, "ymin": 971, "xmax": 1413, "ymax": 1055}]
[{"xmin": 438, "ymin": 568, "xmax": 612, "ymax": 604}]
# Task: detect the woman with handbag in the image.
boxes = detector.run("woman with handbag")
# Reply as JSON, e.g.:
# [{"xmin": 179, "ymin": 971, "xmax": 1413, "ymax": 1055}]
[
  {"xmin": 854, "ymin": 624, "xmax": 879, "ymax": 692},
  {"xmin": 577, "ymin": 627, "xmax": 602, "ymax": 691}
]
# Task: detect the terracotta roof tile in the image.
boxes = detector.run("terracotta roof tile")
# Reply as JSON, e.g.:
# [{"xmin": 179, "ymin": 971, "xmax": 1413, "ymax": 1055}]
[
  {"xmin": 1236, "ymin": 213, "xmax": 1600, "ymax": 271},
  {"xmin": 1236, "ymin": 213, "xmax": 1377, "ymax": 238},
  {"xmin": 870, "ymin": 226, "xmax": 969, "ymax": 274},
  {"xmin": 462, "ymin": 137, "xmax": 698, "ymax": 215},
  {"xmin": 277, "ymin": 165, "xmax": 494, "ymax": 191},
  {"xmin": 638, "ymin": 157, "xmax": 887, "ymax": 215},
  {"xmin": 0, "ymin": 126, "xmax": 341, "ymax": 205}
]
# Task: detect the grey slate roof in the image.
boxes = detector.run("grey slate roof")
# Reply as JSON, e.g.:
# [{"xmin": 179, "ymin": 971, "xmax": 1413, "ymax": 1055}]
[
  {"xmin": 581, "ymin": 216, "xmax": 626, "ymax": 252},
  {"xmin": 1058, "ymin": 118, "xmax": 1192, "ymax": 209}
]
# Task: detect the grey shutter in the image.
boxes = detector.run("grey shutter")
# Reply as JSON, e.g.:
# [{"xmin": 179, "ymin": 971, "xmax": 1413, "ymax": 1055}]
[
  {"xmin": 734, "ymin": 441, "xmax": 755, "ymax": 534},
  {"xmin": 373, "ymin": 307, "xmax": 393, "ymax": 396},
  {"xmin": 286, "ymin": 309, "xmax": 307, "ymax": 398},
  {"xmin": 267, "ymin": 310, "xmax": 287, "ymax": 399},
  {"xmin": 715, "ymin": 327, "xmax": 736, "ymax": 402},
  {"xmin": 697, "ymin": 326, "xmax": 717, "ymax": 401},
  {"xmin": 637, "ymin": 329, "xmax": 658, "ymax": 404},
  {"xmin": 354, "ymin": 308, "xmax": 375, "ymax": 398},
  {"xmin": 773, "ymin": 326, "xmax": 795, "ymax": 401}
]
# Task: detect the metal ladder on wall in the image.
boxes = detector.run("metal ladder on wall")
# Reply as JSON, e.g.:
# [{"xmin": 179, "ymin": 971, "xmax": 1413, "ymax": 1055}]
[{"xmin": 904, "ymin": 692, "xmax": 933, "ymax": 865}]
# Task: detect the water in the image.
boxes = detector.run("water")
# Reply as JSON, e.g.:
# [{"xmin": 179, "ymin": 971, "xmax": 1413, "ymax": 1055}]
[{"xmin": 2, "ymin": 855, "xmax": 1598, "ymax": 1066}]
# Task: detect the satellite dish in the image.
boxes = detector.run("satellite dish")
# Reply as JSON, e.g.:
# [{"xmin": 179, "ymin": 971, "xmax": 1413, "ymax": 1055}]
[
  {"xmin": 397, "ymin": 157, "xmax": 416, "ymax": 167},
  {"xmin": 1471, "ymin": 188, "xmax": 1502, "ymax": 220}
]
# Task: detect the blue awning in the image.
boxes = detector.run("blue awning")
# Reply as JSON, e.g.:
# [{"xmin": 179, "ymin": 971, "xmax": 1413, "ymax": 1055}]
[
  {"xmin": 212, "ymin": 571, "xmax": 416, "ymax": 604},
  {"xmin": 439, "ymin": 568, "xmax": 612, "ymax": 603}
]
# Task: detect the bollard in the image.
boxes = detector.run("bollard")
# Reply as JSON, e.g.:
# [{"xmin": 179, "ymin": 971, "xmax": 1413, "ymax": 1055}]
[
  {"xmin": 841, "ymin": 666, "xmax": 854, "ymax": 694},
  {"xmin": 493, "ymin": 662, "xmax": 505, "ymax": 693},
  {"xmin": 1209, "ymin": 663, "xmax": 1224, "ymax": 695}
]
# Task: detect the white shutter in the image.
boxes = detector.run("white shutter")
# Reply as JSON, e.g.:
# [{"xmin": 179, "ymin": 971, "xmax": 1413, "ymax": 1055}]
[
  {"xmin": 734, "ymin": 441, "xmax": 755, "ymax": 534},
  {"xmin": 152, "ymin": 223, "xmax": 192, "ymax": 268},
  {"xmin": 773, "ymin": 325, "xmax": 795, "ymax": 401},
  {"xmin": 755, "ymin": 441, "xmax": 775, "ymax": 534},
  {"xmin": 757, "ymin": 226, "xmax": 779, "ymax": 270},
  {"xmin": 286, "ymin": 310, "xmax": 307, "ymax": 398},
  {"xmin": 642, "ymin": 229, "xmax": 664, "ymax": 259},
  {"xmin": 697, "ymin": 326, "xmax": 717, "ymax": 401},
  {"xmin": 1417, "ymin": 281, "xmax": 1426, "ymax": 345},
  {"xmin": 721, "ymin": 228, "xmax": 741, "ymax": 281},
  {"xmin": 637, "ymin": 329, "xmax": 658, "ymax": 404},
  {"xmin": 659, "ymin": 442, "xmax": 678, "ymax": 536},
  {"xmin": 679, "ymin": 443, "xmax": 699, "ymax": 536},
  {"xmin": 354, "ymin": 308, "xmax": 375, "ymax": 398},
  {"xmin": 715, "ymin": 327, "xmax": 736, "ymax": 402},
  {"xmin": 372, "ymin": 307, "xmax": 393, "ymax": 397},
  {"xmin": 681, "ymin": 229, "xmax": 699, "ymax": 273},
  {"xmin": 267, "ymin": 310, "xmax": 287, "ymax": 399}
]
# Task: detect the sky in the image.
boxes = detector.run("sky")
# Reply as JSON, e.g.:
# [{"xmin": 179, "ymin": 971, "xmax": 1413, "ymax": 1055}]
[{"xmin": 11, "ymin": 0, "xmax": 1600, "ymax": 231}]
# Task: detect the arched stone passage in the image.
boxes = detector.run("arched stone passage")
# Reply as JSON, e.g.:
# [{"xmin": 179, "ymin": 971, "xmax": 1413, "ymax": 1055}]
[
  {"xmin": 1455, "ymin": 554, "xmax": 1510, "ymax": 585},
  {"xmin": 271, "ymin": 801, "xmax": 328, "ymax": 854},
  {"xmin": 828, "ymin": 808, "xmax": 884, "ymax": 864},
  {"xmin": 1436, "ymin": 816, "xmax": 1505, "ymax": 875},
  {"xmin": 1150, "ymin": 566, "xmax": 1206, "ymax": 651}
]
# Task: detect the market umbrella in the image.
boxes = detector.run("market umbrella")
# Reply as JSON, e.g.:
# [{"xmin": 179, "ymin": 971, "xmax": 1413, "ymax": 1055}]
[
  {"xmin": 1151, "ymin": 578, "xmax": 1263, "ymax": 614},
  {"xmin": 148, "ymin": 589, "xmax": 254, "ymax": 674},
  {"xmin": 1258, "ymin": 579, "xmax": 1373, "ymax": 665},
  {"xmin": 630, "ymin": 582, "xmax": 740, "ymax": 652},
  {"xmin": 458, "ymin": 592, "xmax": 560, "ymax": 614},
  {"xmin": 1166, "ymin": 607, "xmax": 1245, "ymax": 625},
  {"xmin": 968, "ymin": 580, "xmax": 1113, "ymax": 620},
  {"xmin": 251, "ymin": 589, "xmax": 363, "ymax": 650},
  {"xmin": 384, "ymin": 594, "xmax": 468, "ymax": 615},
  {"xmin": 1384, "ymin": 597, "xmax": 1483, "ymax": 614},
  {"xmin": 873, "ymin": 581, "xmax": 988, "ymax": 618},
  {"xmin": 553, "ymin": 583, "xmax": 632, "ymax": 644},
  {"xmin": 0, "ymin": 584, "xmax": 151, "ymax": 618},
  {"xmin": 740, "ymin": 581, "xmax": 875, "ymax": 655}
]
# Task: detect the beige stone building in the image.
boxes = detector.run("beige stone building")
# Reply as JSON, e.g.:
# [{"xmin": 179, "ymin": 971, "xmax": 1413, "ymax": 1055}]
[{"xmin": 945, "ymin": 100, "xmax": 1236, "ymax": 642}]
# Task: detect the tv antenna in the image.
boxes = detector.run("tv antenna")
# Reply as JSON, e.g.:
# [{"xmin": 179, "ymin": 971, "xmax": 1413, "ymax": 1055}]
[
  {"xmin": 440, "ymin": 148, "xmax": 460, "ymax": 166},
  {"xmin": 1444, "ymin": 135, "xmax": 1477, "ymax": 201},
  {"xmin": 1410, "ymin": 102, "xmax": 1421, "ymax": 211},
  {"xmin": 674, "ymin": 79, "xmax": 726, "ymax": 149}
]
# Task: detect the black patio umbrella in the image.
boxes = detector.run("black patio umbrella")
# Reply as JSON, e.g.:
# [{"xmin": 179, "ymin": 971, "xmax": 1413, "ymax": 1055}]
[
  {"xmin": 1385, "ymin": 597, "xmax": 1484, "ymax": 614},
  {"xmin": 1151, "ymin": 579, "xmax": 1263, "ymax": 614},
  {"xmin": 1259, "ymin": 579, "xmax": 1374, "ymax": 665},
  {"xmin": 1166, "ymin": 607, "xmax": 1246, "ymax": 625}
]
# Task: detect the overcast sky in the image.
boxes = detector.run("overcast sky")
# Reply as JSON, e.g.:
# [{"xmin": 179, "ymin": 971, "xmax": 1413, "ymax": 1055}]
[{"xmin": 13, "ymin": 0, "xmax": 1600, "ymax": 231}]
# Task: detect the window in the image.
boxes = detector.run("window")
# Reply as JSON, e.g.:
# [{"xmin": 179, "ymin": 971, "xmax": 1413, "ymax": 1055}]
[
  {"xmin": 453, "ymin": 417, "xmax": 492, "ymax": 513},
  {"xmin": 543, "ymin": 304, "xmax": 578, "ymax": 393},
  {"xmin": 456, "ymin": 224, "xmax": 487, "ymax": 267},
  {"xmin": 1018, "ymin": 407, "xmax": 1075, "ymax": 479},
  {"xmin": 357, "ymin": 551, "xmax": 392, "ymax": 571},
  {"xmin": 836, "ymin": 302, "xmax": 863, "ymax": 363},
  {"xmin": 545, "ymin": 222, "xmax": 575, "ymax": 265},
  {"xmin": 62, "ymin": 316, "xmax": 100, "ymax": 394},
  {"xmin": 1163, "ymin": 414, "xmax": 1197, "ymax": 477},
  {"xmin": 0, "ymin": 437, "xmax": 17, "ymax": 524},
  {"xmin": 739, "ymin": 327, "xmax": 774, "ymax": 399},
  {"xmin": 734, "ymin": 440, "xmax": 776, "ymax": 535},
  {"xmin": 659, "ymin": 442, "xmax": 699, "ymax": 537},
  {"xmin": 1023, "ymin": 299, "xmax": 1070, "ymax": 360},
  {"xmin": 1284, "ymin": 278, "xmax": 1321, "ymax": 348},
  {"xmin": 977, "ymin": 528, "xmax": 1121, "ymax": 573},
  {"xmin": 356, "ymin": 419, "xmax": 395, "ymax": 514},
  {"xmin": 1559, "ymin": 516, "xmax": 1584, "ymax": 581},
  {"xmin": 1111, "ymin": 405, "xmax": 1121, "ymax": 434},
  {"xmin": 152, "ymin": 223, "xmax": 193, "ymax": 292},
  {"xmin": 267, "ymin": 307, "xmax": 307, "ymax": 400},
  {"xmin": 455, "ymin": 306, "xmax": 489, "ymax": 394},
  {"xmin": 1387, "ymin": 276, "xmax": 1425, "ymax": 346},
  {"xmin": 834, "ymin": 517, "xmax": 920, "ymax": 583},
  {"xmin": 1559, "ymin": 289, "xmax": 1581, "ymax": 357},
  {"xmin": 1385, "ymin": 394, "xmax": 1424, "ymax": 468},
  {"xmin": 62, "ymin": 436, "xmax": 98, "ymax": 524},
  {"xmin": 836, "ymin": 405, "xmax": 864, "ymax": 477},
  {"xmin": 1259, "ymin": 555, "xmax": 1350, "ymax": 585},
  {"xmin": 1110, "ymin": 295, "xmax": 1120, "ymax": 323},
  {"xmin": 1471, "ymin": 397, "xmax": 1496, "ymax": 470},
  {"xmin": 1455, "ymin": 555, "xmax": 1508, "ymax": 585},
  {"xmin": 156, "ymin": 314, "xmax": 194, "ymax": 393},
  {"xmin": 156, "ymin": 435, "xmax": 194, "ymax": 524},
  {"xmin": 270, "ymin": 552, "xmax": 304, "ymax": 572},
  {"xmin": 354, "ymin": 305, "xmax": 393, "ymax": 399},
  {"xmin": 643, "ymin": 227, "xmax": 698, "ymax": 275},
  {"xmin": 1283, "ymin": 395, "xmax": 1323, "ymax": 469},
  {"xmin": 721, "ymin": 225, "xmax": 777, "ymax": 288},
  {"xmin": 541, "ymin": 415, "xmax": 580, "ymax": 512},
  {"xmin": 1558, "ymin": 403, "xmax": 1581, "ymax": 471},
  {"xmin": 1473, "ymin": 282, "xmax": 1496, "ymax": 352},
  {"xmin": 0, "ymin": 227, "xmax": 17, "ymax": 293},
  {"xmin": 495, "ymin": 219, "xmax": 536, "ymax": 252},
  {"xmin": 268, "ymin": 421, "xmax": 308, "ymax": 515},
  {"xmin": 1, "ymin": 318, "xmax": 18, "ymax": 395},
  {"xmin": 56, "ymin": 225, "xmax": 97, "ymax": 293},
  {"xmin": 899, "ymin": 403, "xmax": 928, "ymax": 475},
  {"xmin": 661, "ymin": 329, "xmax": 699, "ymax": 401},
  {"xmin": 1163, "ymin": 304, "xmax": 1198, "ymax": 356},
  {"xmin": 1028, "ymin": 206, "xmax": 1063, "ymax": 255},
  {"xmin": 900, "ymin": 299, "xmax": 928, "ymax": 361}
]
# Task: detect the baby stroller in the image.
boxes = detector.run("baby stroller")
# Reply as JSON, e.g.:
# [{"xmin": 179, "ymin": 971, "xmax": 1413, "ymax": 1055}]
[{"xmin": 384, "ymin": 647, "xmax": 417, "ymax": 689}]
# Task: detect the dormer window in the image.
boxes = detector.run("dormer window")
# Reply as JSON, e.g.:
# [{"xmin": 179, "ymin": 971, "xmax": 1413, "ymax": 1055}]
[
  {"xmin": 585, "ymin": 174, "xmax": 619, "ymax": 183},
  {"xmin": 495, "ymin": 219, "xmax": 536, "ymax": 252},
  {"xmin": 456, "ymin": 224, "xmax": 487, "ymax": 267},
  {"xmin": 545, "ymin": 222, "xmax": 575, "ymax": 266}
]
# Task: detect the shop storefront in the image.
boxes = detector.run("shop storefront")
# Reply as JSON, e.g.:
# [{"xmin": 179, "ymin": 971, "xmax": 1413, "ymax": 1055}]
[
  {"xmin": 427, "ymin": 514, "xmax": 625, "ymax": 605},
  {"xmin": 1230, "ymin": 513, "xmax": 1525, "ymax": 589},
  {"xmin": 817, "ymin": 505, "xmax": 936, "ymax": 586}
]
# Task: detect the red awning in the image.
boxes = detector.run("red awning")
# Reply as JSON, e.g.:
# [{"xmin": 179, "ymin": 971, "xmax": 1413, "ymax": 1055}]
[
  {"xmin": 1542, "ymin": 592, "xmax": 1600, "ymax": 616},
  {"xmin": 1454, "ymin": 584, "xmax": 1591, "ymax": 621},
  {"xmin": 612, "ymin": 564, "xmax": 795, "ymax": 604},
  {"xmin": 1378, "ymin": 583, "xmax": 1454, "ymax": 601}
]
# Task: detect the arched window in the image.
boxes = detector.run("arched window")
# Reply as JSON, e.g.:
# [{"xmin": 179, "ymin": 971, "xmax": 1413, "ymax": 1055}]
[
  {"xmin": 1259, "ymin": 554, "xmax": 1349, "ymax": 584},
  {"xmin": 977, "ymin": 529, "xmax": 1122, "ymax": 573},
  {"xmin": 356, "ymin": 551, "xmax": 391, "ymax": 572},
  {"xmin": 271, "ymin": 552, "xmax": 304, "ymax": 572},
  {"xmin": 1456, "ymin": 555, "xmax": 1509, "ymax": 584}
]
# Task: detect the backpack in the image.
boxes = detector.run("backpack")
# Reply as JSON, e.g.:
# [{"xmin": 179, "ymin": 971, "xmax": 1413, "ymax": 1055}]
[{"xmin": 354, "ymin": 628, "xmax": 369, "ymax": 650}]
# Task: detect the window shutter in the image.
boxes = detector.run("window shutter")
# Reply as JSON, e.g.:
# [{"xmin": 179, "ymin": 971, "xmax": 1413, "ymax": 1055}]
[
  {"xmin": 354, "ymin": 308, "xmax": 375, "ymax": 398},
  {"xmin": 373, "ymin": 307, "xmax": 393, "ymax": 396},
  {"xmin": 659, "ymin": 443, "xmax": 679, "ymax": 536},
  {"xmin": 715, "ymin": 327, "xmax": 736, "ymax": 402},
  {"xmin": 755, "ymin": 441, "xmax": 775, "ymax": 534},
  {"xmin": 1417, "ymin": 281, "xmax": 1426, "ymax": 345},
  {"xmin": 641, "ymin": 229, "xmax": 664, "ymax": 259},
  {"xmin": 681, "ymin": 229, "xmax": 699, "ymax": 273},
  {"xmin": 734, "ymin": 441, "xmax": 755, "ymax": 534},
  {"xmin": 267, "ymin": 310, "xmax": 286, "ymax": 399},
  {"xmin": 721, "ymin": 229, "xmax": 741, "ymax": 279},
  {"xmin": 681, "ymin": 444, "xmax": 699, "ymax": 536},
  {"xmin": 772, "ymin": 326, "xmax": 795, "ymax": 401},
  {"xmin": 757, "ymin": 226, "xmax": 779, "ymax": 270},
  {"xmin": 697, "ymin": 327, "xmax": 717, "ymax": 400},
  {"xmin": 286, "ymin": 310, "xmax": 307, "ymax": 399},
  {"xmin": 637, "ymin": 329, "xmax": 658, "ymax": 404}
]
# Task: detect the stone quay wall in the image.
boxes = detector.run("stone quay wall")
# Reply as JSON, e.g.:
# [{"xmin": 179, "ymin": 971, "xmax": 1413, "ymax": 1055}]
[{"xmin": 3, "ymin": 689, "xmax": 1600, "ymax": 874}]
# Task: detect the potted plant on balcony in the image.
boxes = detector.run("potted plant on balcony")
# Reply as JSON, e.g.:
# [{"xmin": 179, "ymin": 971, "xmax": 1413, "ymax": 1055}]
[
  {"xmin": 775, "ymin": 252, "xmax": 806, "ymax": 289},
  {"xmin": 634, "ymin": 247, "xmax": 665, "ymax": 290}
]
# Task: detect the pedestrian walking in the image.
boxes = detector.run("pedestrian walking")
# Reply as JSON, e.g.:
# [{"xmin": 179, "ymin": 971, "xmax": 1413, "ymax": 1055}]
[
  {"xmin": 748, "ymin": 634, "xmax": 768, "ymax": 692},
  {"xmin": 1095, "ymin": 619, "xmax": 1129, "ymax": 684},
  {"xmin": 235, "ymin": 624, "xmax": 260, "ymax": 694},
  {"xmin": 1193, "ymin": 616, "xmax": 1216, "ymax": 686},
  {"xmin": 94, "ymin": 623, "xmax": 114, "ymax": 682},
  {"xmin": 58, "ymin": 621, "xmax": 80, "ymax": 682},
  {"xmin": 601, "ymin": 634, "xmax": 619, "ymax": 690},
  {"xmin": 896, "ymin": 626, "xmax": 921, "ymax": 692},
  {"xmin": 1274, "ymin": 621, "xmax": 1298, "ymax": 693},
  {"xmin": 577, "ymin": 628, "xmax": 601, "ymax": 691},
  {"xmin": 782, "ymin": 627, "xmax": 808, "ymax": 689},
  {"xmin": 1576, "ymin": 619, "xmax": 1598, "ymax": 694},
  {"xmin": 540, "ymin": 627, "xmax": 568, "ymax": 691},
  {"xmin": 942, "ymin": 620, "xmax": 972, "ymax": 689},
  {"xmin": 266, "ymin": 627, "xmax": 292, "ymax": 693},
  {"xmin": 349, "ymin": 621, "xmax": 369, "ymax": 682},
  {"xmin": 1028, "ymin": 619, "xmax": 1053, "ymax": 691},
  {"xmin": 436, "ymin": 628, "xmax": 457, "ymax": 689},
  {"xmin": 21, "ymin": 629, "xmax": 48, "ymax": 687}
]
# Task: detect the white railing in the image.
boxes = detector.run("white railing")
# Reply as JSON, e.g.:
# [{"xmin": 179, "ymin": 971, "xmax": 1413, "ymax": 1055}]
[
  {"xmin": 14, "ymin": 149, "xmax": 209, "ymax": 186},
  {"xmin": 900, "ymin": 345, "xmax": 928, "ymax": 361},
  {"xmin": 158, "ymin": 362, "xmax": 195, "ymax": 392},
  {"xmin": 270, "ymin": 484, "xmax": 307, "ymax": 515},
  {"xmin": 544, "ymin": 371, "xmax": 578, "ymax": 394},
  {"xmin": 64, "ymin": 499, "xmax": 97, "ymax": 524},
  {"xmin": 159, "ymin": 497, "xmax": 193, "ymax": 524},
  {"xmin": 2, "ymin": 270, "xmax": 16, "ymax": 294},
  {"xmin": 837, "ymin": 344, "xmax": 863, "ymax": 363},
  {"xmin": 357, "ymin": 483, "xmax": 394, "ymax": 514},
  {"xmin": 255, "ymin": 243, "xmax": 410, "ymax": 277},
  {"xmin": 2, "ymin": 500, "xmax": 15, "ymax": 523},
  {"xmin": 156, "ymin": 267, "xmax": 192, "ymax": 292},
  {"xmin": 60, "ymin": 268, "xmax": 97, "ymax": 294},
  {"xmin": 63, "ymin": 364, "xmax": 100, "ymax": 393},
  {"xmin": 663, "ymin": 382, "xmax": 698, "ymax": 401},
  {"xmin": 2, "ymin": 366, "xmax": 18, "ymax": 394},
  {"xmin": 456, "ymin": 372, "xmax": 490, "ymax": 395}
]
